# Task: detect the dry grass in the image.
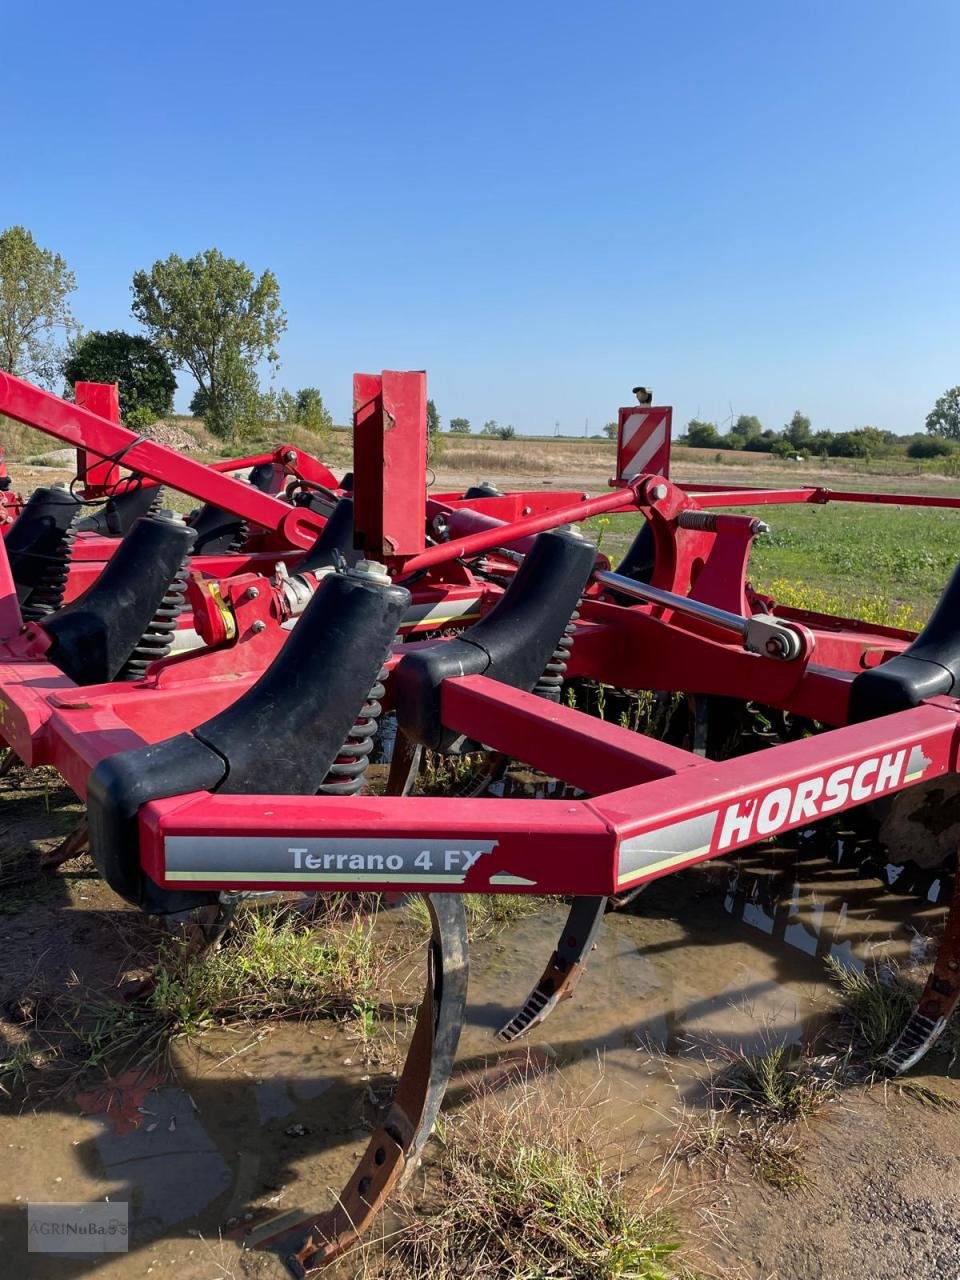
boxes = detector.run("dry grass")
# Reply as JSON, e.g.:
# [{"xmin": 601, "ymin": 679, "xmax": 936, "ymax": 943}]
[{"xmin": 358, "ymin": 1076, "xmax": 697, "ymax": 1280}]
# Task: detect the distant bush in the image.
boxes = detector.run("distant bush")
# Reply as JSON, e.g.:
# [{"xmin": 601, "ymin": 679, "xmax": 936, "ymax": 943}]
[{"xmin": 907, "ymin": 437, "xmax": 955, "ymax": 459}]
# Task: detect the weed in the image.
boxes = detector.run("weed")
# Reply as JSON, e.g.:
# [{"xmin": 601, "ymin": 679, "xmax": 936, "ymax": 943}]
[
  {"xmin": 416, "ymin": 750, "xmax": 492, "ymax": 796},
  {"xmin": 895, "ymin": 1080, "xmax": 960, "ymax": 1112},
  {"xmin": 360, "ymin": 1080, "xmax": 693, "ymax": 1280},
  {"xmin": 738, "ymin": 1128, "xmax": 808, "ymax": 1191},
  {"xmin": 405, "ymin": 892, "xmax": 541, "ymax": 941},
  {"xmin": 709, "ymin": 1041, "xmax": 827, "ymax": 1122},
  {"xmin": 825, "ymin": 957, "xmax": 923, "ymax": 1063},
  {"xmin": 6, "ymin": 898, "xmax": 412, "ymax": 1095}
]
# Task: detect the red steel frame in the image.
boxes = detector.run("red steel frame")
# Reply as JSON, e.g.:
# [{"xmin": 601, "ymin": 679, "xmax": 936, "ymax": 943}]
[{"xmin": 0, "ymin": 367, "xmax": 958, "ymax": 910}]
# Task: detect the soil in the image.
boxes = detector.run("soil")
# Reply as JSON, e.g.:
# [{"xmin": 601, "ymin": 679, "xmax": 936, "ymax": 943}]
[{"xmin": 3, "ymin": 764, "xmax": 960, "ymax": 1278}]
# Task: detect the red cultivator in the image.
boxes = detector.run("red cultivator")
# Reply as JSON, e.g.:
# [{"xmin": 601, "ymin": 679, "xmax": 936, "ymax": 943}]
[{"xmin": 1, "ymin": 367, "xmax": 960, "ymax": 1273}]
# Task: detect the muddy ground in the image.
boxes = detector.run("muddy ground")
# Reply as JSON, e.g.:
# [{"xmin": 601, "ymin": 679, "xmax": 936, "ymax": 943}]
[
  {"xmin": 5, "ymin": 449, "xmax": 960, "ymax": 1278},
  {"xmin": 2, "ymin": 763, "xmax": 960, "ymax": 1279}
]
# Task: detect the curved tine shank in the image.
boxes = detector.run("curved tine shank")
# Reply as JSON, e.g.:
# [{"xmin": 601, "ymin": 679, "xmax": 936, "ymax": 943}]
[
  {"xmin": 883, "ymin": 870, "xmax": 960, "ymax": 1074},
  {"xmin": 251, "ymin": 893, "xmax": 469, "ymax": 1275},
  {"xmin": 386, "ymin": 726, "xmax": 424, "ymax": 797},
  {"xmin": 497, "ymin": 894, "xmax": 606, "ymax": 1042}
]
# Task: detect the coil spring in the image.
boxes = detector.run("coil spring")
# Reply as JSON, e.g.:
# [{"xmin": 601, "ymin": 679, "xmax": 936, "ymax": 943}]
[
  {"xmin": 318, "ymin": 665, "xmax": 388, "ymax": 796},
  {"xmin": 146, "ymin": 486, "xmax": 166, "ymax": 518},
  {"xmin": 534, "ymin": 609, "xmax": 579, "ymax": 702},
  {"xmin": 21, "ymin": 517, "xmax": 80, "ymax": 622},
  {"xmin": 116, "ymin": 555, "xmax": 191, "ymax": 682}
]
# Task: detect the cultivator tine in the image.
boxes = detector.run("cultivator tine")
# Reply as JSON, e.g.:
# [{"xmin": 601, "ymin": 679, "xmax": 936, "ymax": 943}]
[
  {"xmin": 497, "ymin": 894, "xmax": 606, "ymax": 1041},
  {"xmin": 41, "ymin": 819, "xmax": 89, "ymax": 869},
  {"xmin": 386, "ymin": 727, "xmax": 423, "ymax": 797},
  {"xmin": 883, "ymin": 871, "xmax": 960, "ymax": 1074},
  {"xmin": 250, "ymin": 893, "xmax": 469, "ymax": 1275}
]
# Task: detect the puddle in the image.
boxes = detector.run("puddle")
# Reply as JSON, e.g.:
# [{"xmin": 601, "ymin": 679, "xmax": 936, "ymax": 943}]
[{"xmin": 0, "ymin": 833, "xmax": 948, "ymax": 1276}]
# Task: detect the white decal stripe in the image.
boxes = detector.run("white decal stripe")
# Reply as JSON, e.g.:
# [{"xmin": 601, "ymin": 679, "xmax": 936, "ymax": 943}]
[
  {"xmin": 617, "ymin": 844, "xmax": 711, "ymax": 886},
  {"xmin": 166, "ymin": 870, "xmax": 469, "ymax": 884},
  {"xmin": 619, "ymin": 412, "xmax": 648, "ymax": 451},
  {"xmin": 622, "ymin": 420, "xmax": 667, "ymax": 479}
]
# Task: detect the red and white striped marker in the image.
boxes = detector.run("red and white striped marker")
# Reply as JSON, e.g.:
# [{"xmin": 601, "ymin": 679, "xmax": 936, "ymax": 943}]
[{"xmin": 616, "ymin": 406, "xmax": 672, "ymax": 483}]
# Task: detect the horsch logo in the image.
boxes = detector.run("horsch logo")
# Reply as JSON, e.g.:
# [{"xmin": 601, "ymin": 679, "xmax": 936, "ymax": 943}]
[{"xmin": 716, "ymin": 745, "xmax": 929, "ymax": 852}]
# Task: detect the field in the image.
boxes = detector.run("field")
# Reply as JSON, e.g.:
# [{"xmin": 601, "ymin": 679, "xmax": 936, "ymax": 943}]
[{"xmin": 429, "ymin": 433, "xmax": 960, "ymax": 624}]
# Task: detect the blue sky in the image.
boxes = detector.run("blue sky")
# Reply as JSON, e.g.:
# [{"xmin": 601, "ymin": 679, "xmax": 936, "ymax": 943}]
[{"xmin": 5, "ymin": 1, "xmax": 959, "ymax": 434}]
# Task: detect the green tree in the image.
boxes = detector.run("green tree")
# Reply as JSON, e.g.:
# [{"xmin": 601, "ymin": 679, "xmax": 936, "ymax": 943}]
[
  {"xmin": 272, "ymin": 388, "xmax": 298, "ymax": 423},
  {"xmin": 784, "ymin": 410, "xmax": 812, "ymax": 449},
  {"xmin": 682, "ymin": 419, "xmax": 721, "ymax": 448},
  {"xmin": 728, "ymin": 413, "xmax": 763, "ymax": 448},
  {"xmin": 449, "ymin": 417, "xmax": 471, "ymax": 434},
  {"xmin": 603, "ymin": 421, "xmax": 618, "ymax": 439},
  {"xmin": 62, "ymin": 329, "xmax": 176, "ymax": 422},
  {"xmin": 426, "ymin": 398, "xmax": 441, "ymax": 435},
  {"xmin": 733, "ymin": 413, "xmax": 763, "ymax": 441},
  {"xmin": 908, "ymin": 436, "xmax": 955, "ymax": 459},
  {"xmin": 295, "ymin": 387, "xmax": 332, "ymax": 432},
  {"xmin": 926, "ymin": 387, "xmax": 960, "ymax": 439},
  {"xmin": 131, "ymin": 248, "xmax": 286, "ymax": 439},
  {"xmin": 0, "ymin": 225, "xmax": 77, "ymax": 385},
  {"xmin": 499, "ymin": 424, "xmax": 517, "ymax": 440},
  {"xmin": 480, "ymin": 419, "xmax": 500, "ymax": 437}
]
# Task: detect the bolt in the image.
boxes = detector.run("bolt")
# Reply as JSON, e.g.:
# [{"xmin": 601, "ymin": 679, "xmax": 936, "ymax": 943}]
[
  {"xmin": 243, "ymin": 586, "xmax": 260, "ymax": 601},
  {"xmin": 349, "ymin": 559, "xmax": 391, "ymax": 584},
  {"xmin": 751, "ymin": 520, "xmax": 771, "ymax": 536},
  {"xmin": 283, "ymin": 449, "xmax": 298, "ymax": 463},
  {"xmin": 251, "ymin": 620, "xmax": 266, "ymax": 634},
  {"xmin": 521, "ymin": 506, "xmax": 532, "ymax": 516},
  {"xmin": 646, "ymin": 481, "xmax": 669, "ymax": 502}
]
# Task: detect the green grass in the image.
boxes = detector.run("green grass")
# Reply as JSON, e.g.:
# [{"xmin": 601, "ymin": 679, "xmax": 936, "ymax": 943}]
[
  {"xmin": 362, "ymin": 1082, "xmax": 694, "ymax": 1280},
  {"xmin": 589, "ymin": 500, "xmax": 960, "ymax": 621},
  {"xmin": 823, "ymin": 955, "xmax": 960, "ymax": 1066},
  {"xmin": 4, "ymin": 899, "xmax": 407, "ymax": 1095},
  {"xmin": 405, "ymin": 891, "xmax": 542, "ymax": 941}
]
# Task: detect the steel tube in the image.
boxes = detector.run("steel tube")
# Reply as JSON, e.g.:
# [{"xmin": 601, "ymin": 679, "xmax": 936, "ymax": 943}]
[
  {"xmin": 399, "ymin": 486, "xmax": 638, "ymax": 577},
  {"xmin": 594, "ymin": 569, "xmax": 749, "ymax": 636}
]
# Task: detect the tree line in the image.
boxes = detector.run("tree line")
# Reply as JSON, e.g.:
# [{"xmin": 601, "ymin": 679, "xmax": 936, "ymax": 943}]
[
  {"xmin": 0, "ymin": 226, "xmax": 332, "ymax": 442},
  {"xmin": 3, "ymin": 224, "xmax": 960, "ymax": 452},
  {"xmin": 674, "ymin": 405, "xmax": 960, "ymax": 460}
]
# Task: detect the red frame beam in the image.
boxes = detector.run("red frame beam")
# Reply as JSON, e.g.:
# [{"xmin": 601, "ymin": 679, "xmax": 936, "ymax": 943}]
[{"xmin": 0, "ymin": 372, "xmax": 327, "ymax": 549}]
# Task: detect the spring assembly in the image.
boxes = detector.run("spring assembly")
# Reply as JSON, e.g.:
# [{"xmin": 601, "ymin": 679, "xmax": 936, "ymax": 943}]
[
  {"xmin": 21, "ymin": 515, "xmax": 81, "ymax": 623},
  {"xmin": 318, "ymin": 664, "xmax": 388, "ymax": 796},
  {"xmin": 145, "ymin": 485, "xmax": 166, "ymax": 518},
  {"xmin": 534, "ymin": 609, "xmax": 578, "ymax": 702},
  {"xmin": 116, "ymin": 542, "xmax": 191, "ymax": 682}
]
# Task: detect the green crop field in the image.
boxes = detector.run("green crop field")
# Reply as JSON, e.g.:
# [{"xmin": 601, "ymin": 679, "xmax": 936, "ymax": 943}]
[{"xmin": 588, "ymin": 499, "xmax": 960, "ymax": 629}]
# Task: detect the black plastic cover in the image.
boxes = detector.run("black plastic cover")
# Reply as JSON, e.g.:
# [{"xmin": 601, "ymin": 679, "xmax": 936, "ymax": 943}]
[
  {"xmin": 299, "ymin": 497, "xmax": 362, "ymax": 573},
  {"xmin": 6, "ymin": 486, "xmax": 82, "ymax": 601},
  {"xmin": 75, "ymin": 485, "xmax": 162, "ymax": 537},
  {"xmin": 187, "ymin": 502, "xmax": 247, "ymax": 554},
  {"xmin": 394, "ymin": 528, "xmax": 596, "ymax": 750},
  {"xmin": 850, "ymin": 561, "xmax": 960, "ymax": 721},
  {"xmin": 42, "ymin": 515, "xmax": 196, "ymax": 685},
  {"xmin": 87, "ymin": 568, "xmax": 410, "ymax": 911},
  {"xmin": 616, "ymin": 519, "xmax": 655, "ymax": 584}
]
